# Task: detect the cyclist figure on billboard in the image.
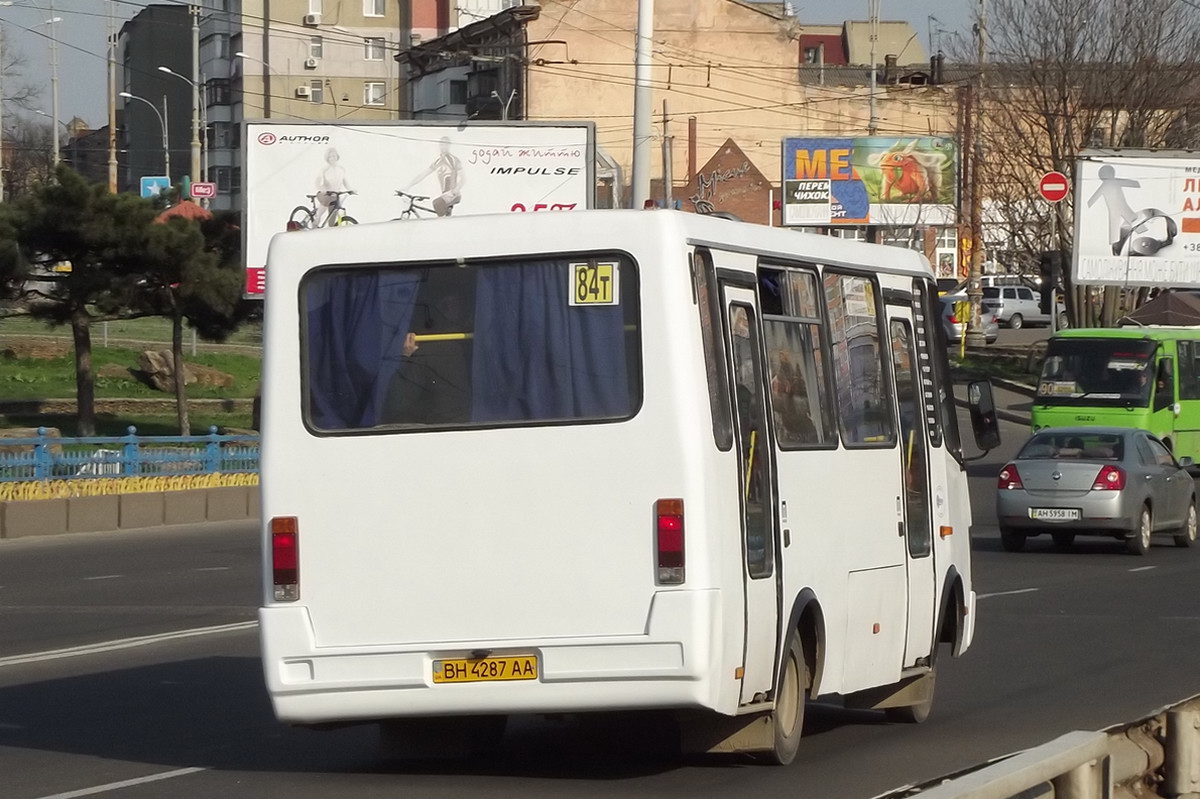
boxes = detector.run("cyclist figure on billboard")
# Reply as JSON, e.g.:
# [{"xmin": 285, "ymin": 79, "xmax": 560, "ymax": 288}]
[
  {"xmin": 315, "ymin": 147, "xmax": 353, "ymax": 226},
  {"xmin": 403, "ymin": 136, "xmax": 465, "ymax": 217}
]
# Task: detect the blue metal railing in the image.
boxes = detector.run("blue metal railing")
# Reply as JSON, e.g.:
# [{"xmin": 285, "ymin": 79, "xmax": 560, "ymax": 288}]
[{"xmin": 0, "ymin": 427, "xmax": 259, "ymax": 482}]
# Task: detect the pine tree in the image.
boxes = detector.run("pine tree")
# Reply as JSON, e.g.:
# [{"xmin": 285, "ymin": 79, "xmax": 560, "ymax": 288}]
[{"xmin": 0, "ymin": 167, "xmax": 160, "ymax": 435}]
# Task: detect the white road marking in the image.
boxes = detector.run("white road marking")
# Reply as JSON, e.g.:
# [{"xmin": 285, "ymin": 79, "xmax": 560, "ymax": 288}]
[
  {"xmin": 82, "ymin": 575, "xmax": 123, "ymax": 581},
  {"xmin": 193, "ymin": 566, "xmax": 231, "ymax": 572},
  {"xmin": 1129, "ymin": 566, "xmax": 1157, "ymax": 573},
  {"xmin": 0, "ymin": 620, "xmax": 258, "ymax": 668},
  {"xmin": 32, "ymin": 767, "xmax": 206, "ymax": 799},
  {"xmin": 978, "ymin": 588, "xmax": 1040, "ymax": 599}
]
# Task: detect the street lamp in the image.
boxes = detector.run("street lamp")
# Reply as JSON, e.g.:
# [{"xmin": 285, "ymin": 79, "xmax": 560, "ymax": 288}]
[
  {"xmin": 234, "ymin": 51, "xmax": 281, "ymax": 74},
  {"xmin": 235, "ymin": 51, "xmax": 280, "ymax": 118},
  {"xmin": 158, "ymin": 66, "xmax": 205, "ymax": 184},
  {"xmin": 35, "ymin": 13, "xmax": 63, "ymax": 166},
  {"xmin": 119, "ymin": 91, "xmax": 170, "ymax": 181}
]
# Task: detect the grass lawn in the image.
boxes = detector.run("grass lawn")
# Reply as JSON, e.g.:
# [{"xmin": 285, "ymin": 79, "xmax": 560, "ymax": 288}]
[
  {"xmin": 0, "ymin": 412, "xmax": 255, "ymax": 436},
  {"xmin": 0, "ymin": 316, "xmax": 263, "ymax": 348},
  {"xmin": 0, "ymin": 345, "xmax": 261, "ymax": 401}
]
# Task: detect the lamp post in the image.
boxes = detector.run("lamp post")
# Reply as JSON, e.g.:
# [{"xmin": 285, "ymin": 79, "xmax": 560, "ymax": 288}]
[
  {"xmin": 235, "ymin": 51, "xmax": 281, "ymax": 118},
  {"xmin": 0, "ymin": 2, "xmax": 13, "ymax": 201},
  {"xmin": 158, "ymin": 65, "xmax": 203, "ymax": 185},
  {"xmin": 34, "ymin": 109, "xmax": 69, "ymax": 166},
  {"xmin": 120, "ymin": 91, "xmax": 170, "ymax": 181},
  {"xmin": 36, "ymin": 13, "xmax": 63, "ymax": 167}
]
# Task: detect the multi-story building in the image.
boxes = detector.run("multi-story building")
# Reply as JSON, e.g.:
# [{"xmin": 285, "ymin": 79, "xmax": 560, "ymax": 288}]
[
  {"xmin": 117, "ymin": 4, "xmax": 194, "ymax": 192},
  {"xmin": 197, "ymin": 0, "xmax": 404, "ymax": 211},
  {"xmin": 61, "ymin": 120, "xmax": 112, "ymax": 187}
]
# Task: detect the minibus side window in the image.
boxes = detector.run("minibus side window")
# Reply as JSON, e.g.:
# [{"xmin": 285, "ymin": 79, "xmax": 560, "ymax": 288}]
[
  {"xmin": 922, "ymin": 279, "xmax": 962, "ymax": 457},
  {"xmin": 759, "ymin": 266, "xmax": 838, "ymax": 449},
  {"xmin": 913, "ymin": 278, "xmax": 945, "ymax": 450},
  {"xmin": 693, "ymin": 248, "xmax": 734, "ymax": 451},
  {"xmin": 822, "ymin": 271, "xmax": 896, "ymax": 447},
  {"xmin": 1179, "ymin": 341, "xmax": 1200, "ymax": 400}
]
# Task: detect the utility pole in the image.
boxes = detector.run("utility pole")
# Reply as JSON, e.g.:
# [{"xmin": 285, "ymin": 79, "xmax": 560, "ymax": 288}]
[
  {"xmin": 660, "ymin": 100, "xmax": 671, "ymax": 208},
  {"xmin": 631, "ymin": 0, "xmax": 654, "ymax": 208},
  {"xmin": 107, "ymin": 0, "xmax": 117, "ymax": 192},
  {"xmin": 49, "ymin": 1, "xmax": 60, "ymax": 166},
  {"xmin": 0, "ymin": 21, "xmax": 5, "ymax": 203},
  {"xmin": 965, "ymin": 0, "xmax": 987, "ymax": 347},
  {"xmin": 189, "ymin": 4, "xmax": 201, "ymax": 186},
  {"xmin": 867, "ymin": 0, "xmax": 879, "ymax": 135}
]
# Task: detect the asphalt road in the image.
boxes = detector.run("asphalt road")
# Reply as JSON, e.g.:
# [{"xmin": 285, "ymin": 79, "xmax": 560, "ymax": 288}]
[{"xmin": 2, "ymin": 415, "xmax": 1199, "ymax": 799}]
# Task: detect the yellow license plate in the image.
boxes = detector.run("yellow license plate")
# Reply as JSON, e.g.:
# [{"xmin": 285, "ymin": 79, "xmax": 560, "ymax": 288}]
[{"xmin": 433, "ymin": 655, "xmax": 539, "ymax": 684}]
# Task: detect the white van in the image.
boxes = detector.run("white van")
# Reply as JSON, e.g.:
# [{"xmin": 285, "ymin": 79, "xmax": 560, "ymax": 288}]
[{"xmin": 259, "ymin": 209, "xmax": 992, "ymax": 764}]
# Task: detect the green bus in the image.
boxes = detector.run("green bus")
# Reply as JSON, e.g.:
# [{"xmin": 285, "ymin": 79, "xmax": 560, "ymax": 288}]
[{"xmin": 1032, "ymin": 327, "xmax": 1200, "ymax": 459}]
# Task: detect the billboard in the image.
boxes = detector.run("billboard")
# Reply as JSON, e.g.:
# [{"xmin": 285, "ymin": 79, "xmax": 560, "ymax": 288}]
[
  {"xmin": 781, "ymin": 137, "xmax": 958, "ymax": 226},
  {"xmin": 243, "ymin": 121, "xmax": 595, "ymax": 295},
  {"xmin": 1074, "ymin": 154, "xmax": 1200, "ymax": 287}
]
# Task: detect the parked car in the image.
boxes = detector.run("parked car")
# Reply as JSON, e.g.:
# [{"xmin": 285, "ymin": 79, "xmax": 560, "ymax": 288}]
[
  {"xmin": 996, "ymin": 427, "xmax": 1197, "ymax": 555},
  {"xmin": 938, "ymin": 295, "xmax": 999, "ymax": 345},
  {"xmin": 983, "ymin": 285, "xmax": 1068, "ymax": 330}
]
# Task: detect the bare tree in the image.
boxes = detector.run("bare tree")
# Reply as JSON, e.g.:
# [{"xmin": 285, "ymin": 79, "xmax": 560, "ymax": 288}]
[
  {"xmin": 964, "ymin": 0, "xmax": 1200, "ymax": 326},
  {"xmin": 4, "ymin": 117, "xmax": 54, "ymax": 199}
]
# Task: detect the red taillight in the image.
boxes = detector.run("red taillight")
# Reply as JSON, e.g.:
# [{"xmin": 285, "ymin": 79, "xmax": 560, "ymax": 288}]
[
  {"xmin": 271, "ymin": 516, "xmax": 299, "ymax": 601},
  {"xmin": 998, "ymin": 464, "xmax": 1023, "ymax": 490},
  {"xmin": 656, "ymin": 499, "xmax": 684, "ymax": 584},
  {"xmin": 1092, "ymin": 465, "xmax": 1126, "ymax": 491},
  {"xmin": 949, "ymin": 313, "xmax": 960, "ymax": 324}
]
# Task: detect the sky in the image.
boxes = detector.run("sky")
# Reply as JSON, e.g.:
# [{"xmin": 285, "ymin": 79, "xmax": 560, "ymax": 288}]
[{"xmin": 0, "ymin": 0, "xmax": 974, "ymax": 131}]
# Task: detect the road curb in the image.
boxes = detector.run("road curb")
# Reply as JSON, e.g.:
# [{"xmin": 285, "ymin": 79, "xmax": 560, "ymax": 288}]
[{"xmin": 989, "ymin": 376, "xmax": 1038, "ymax": 397}]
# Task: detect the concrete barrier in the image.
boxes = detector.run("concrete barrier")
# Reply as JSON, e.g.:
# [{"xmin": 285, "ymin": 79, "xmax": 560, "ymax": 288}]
[
  {"xmin": 2, "ymin": 498, "xmax": 68, "ymax": 538},
  {"xmin": 164, "ymin": 490, "xmax": 207, "ymax": 526},
  {"xmin": 207, "ymin": 486, "xmax": 249, "ymax": 522},
  {"xmin": 120, "ymin": 492, "xmax": 165, "ymax": 529},
  {"xmin": 0, "ymin": 486, "xmax": 260, "ymax": 539},
  {"xmin": 67, "ymin": 495, "xmax": 120, "ymax": 534}
]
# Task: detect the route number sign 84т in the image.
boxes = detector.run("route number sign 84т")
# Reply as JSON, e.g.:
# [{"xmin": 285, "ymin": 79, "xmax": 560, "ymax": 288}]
[{"xmin": 570, "ymin": 262, "xmax": 619, "ymax": 306}]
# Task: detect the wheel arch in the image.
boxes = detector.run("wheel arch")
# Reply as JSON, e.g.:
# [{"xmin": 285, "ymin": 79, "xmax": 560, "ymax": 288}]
[
  {"xmin": 935, "ymin": 566, "xmax": 967, "ymax": 658},
  {"xmin": 779, "ymin": 589, "xmax": 826, "ymax": 699}
]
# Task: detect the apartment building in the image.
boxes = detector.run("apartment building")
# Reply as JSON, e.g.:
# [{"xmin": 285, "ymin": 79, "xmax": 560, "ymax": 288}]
[
  {"xmin": 117, "ymin": 4, "xmax": 194, "ymax": 192},
  {"xmin": 197, "ymin": 0, "xmax": 403, "ymax": 211}
]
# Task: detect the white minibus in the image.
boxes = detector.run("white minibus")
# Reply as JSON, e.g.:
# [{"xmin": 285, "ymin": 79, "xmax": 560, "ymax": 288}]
[{"xmin": 259, "ymin": 209, "xmax": 997, "ymax": 765}]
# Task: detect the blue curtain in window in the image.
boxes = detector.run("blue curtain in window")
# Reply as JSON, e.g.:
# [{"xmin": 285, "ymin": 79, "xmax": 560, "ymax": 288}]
[
  {"xmin": 307, "ymin": 271, "xmax": 420, "ymax": 428},
  {"xmin": 471, "ymin": 262, "xmax": 628, "ymax": 422}
]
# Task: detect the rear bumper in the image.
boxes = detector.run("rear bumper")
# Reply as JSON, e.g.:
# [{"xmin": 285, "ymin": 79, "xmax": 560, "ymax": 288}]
[
  {"xmin": 997, "ymin": 490, "xmax": 1137, "ymax": 532},
  {"xmin": 261, "ymin": 589, "xmax": 722, "ymax": 724}
]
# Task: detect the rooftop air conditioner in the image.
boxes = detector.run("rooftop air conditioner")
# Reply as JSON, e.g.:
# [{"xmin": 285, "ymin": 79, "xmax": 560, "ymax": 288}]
[
  {"xmin": 303, "ymin": 12, "xmax": 321, "ymax": 25},
  {"xmin": 304, "ymin": 57, "xmax": 319, "ymax": 69},
  {"xmin": 295, "ymin": 85, "xmax": 312, "ymax": 98}
]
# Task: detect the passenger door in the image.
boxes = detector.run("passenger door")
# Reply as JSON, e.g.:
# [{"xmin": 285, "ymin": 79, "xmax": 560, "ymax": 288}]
[
  {"xmin": 885, "ymin": 304, "xmax": 937, "ymax": 665},
  {"xmin": 722, "ymin": 286, "xmax": 781, "ymax": 704}
]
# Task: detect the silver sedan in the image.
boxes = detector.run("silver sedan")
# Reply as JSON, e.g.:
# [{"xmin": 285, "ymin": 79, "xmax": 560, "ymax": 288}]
[{"xmin": 996, "ymin": 427, "xmax": 1198, "ymax": 555}]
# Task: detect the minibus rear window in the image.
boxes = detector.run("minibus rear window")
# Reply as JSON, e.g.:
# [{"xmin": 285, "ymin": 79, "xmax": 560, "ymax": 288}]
[{"xmin": 301, "ymin": 255, "xmax": 642, "ymax": 433}]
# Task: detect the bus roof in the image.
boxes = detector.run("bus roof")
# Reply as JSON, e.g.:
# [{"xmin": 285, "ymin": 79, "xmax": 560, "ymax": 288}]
[
  {"xmin": 267, "ymin": 209, "xmax": 933, "ymax": 282},
  {"xmin": 1053, "ymin": 326, "xmax": 1200, "ymax": 341}
]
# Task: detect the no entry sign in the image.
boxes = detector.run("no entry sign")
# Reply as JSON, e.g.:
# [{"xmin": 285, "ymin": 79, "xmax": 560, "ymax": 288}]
[{"xmin": 1039, "ymin": 171, "xmax": 1069, "ymax": 203}]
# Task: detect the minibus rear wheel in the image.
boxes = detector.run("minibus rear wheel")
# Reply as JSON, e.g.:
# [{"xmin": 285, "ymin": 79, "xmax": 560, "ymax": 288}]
[{"xmin": 762, "ymin": 633, "xmax": 807, "ymax": 765}]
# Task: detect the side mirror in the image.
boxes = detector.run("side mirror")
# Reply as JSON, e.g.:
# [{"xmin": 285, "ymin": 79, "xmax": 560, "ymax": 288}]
[
  {"xmin": 1179, "ymin": 456, "xmax": 1194, "ymax": 468},
  {"xmin": 1173, "ymin": 402, "xmax": 1182, "ymax": 417},
  {"xmin": 967, "ymin": 380, "xmax": 1002, "ymax": 453}
]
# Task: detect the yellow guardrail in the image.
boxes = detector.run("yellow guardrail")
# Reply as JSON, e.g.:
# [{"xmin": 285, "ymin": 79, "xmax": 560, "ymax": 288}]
[{"xmin": 0, "ymin": 472, "xmax": 259, "ymax": 502}]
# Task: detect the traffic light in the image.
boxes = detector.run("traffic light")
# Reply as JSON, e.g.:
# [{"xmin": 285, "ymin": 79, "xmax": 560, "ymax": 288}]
[{"xmin": 1038, "ymin": 250, "xmax": 1062, "ymax": 314}]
